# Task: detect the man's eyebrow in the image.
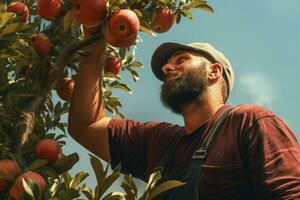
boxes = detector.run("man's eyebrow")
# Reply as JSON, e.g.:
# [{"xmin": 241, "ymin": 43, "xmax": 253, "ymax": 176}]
[{"xmin": 167, "ymin": 51, "xmax": 188, "ymax": 63}]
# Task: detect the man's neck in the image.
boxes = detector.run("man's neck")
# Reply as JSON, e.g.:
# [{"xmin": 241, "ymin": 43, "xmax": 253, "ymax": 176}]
[{"xmin": 182, "ymin": 98, "xmax": 224, "ymax": 133}]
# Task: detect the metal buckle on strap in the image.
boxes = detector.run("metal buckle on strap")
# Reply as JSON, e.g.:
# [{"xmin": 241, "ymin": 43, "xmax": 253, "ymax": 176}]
[
  {"xmin": 192, "ymin": 148, "xmax": 208, "ymax": 160},
  {"xmin": 154, "ymin": 166, "xmax": 164, "ymax": 173}
]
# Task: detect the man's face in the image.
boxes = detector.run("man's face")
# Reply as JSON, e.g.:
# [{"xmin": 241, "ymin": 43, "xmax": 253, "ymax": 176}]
[{"xmin": 160, "ymin": 50, "xmax": 209, "ymax": 114}]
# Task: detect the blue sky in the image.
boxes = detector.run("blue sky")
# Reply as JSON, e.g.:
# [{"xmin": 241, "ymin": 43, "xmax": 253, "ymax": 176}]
[{"xmin": 61, "ymin": 0, "xmax": 300, "ymax": 195}]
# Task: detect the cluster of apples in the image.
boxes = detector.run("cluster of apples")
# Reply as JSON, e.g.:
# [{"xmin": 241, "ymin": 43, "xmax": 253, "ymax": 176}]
[
  {"xmin": 72, "ymin": 0, "xmax": 175, "ymax": 76},
  {"xmin": 0, "ymin": 139, "xmax": 61, "ymax": 199},
  {"xmin": 6, "ymin": 1, "xmax": 56, "ymax": 75},
  {"xmin": 54, "ymin": 55, "xmax": 123, "ymax": 101},
  {"xmin": 7, "ymin": 0, "xmax": 175, "ymax": 100},
  {"xmin": 6, "ymin": 0, "xmax": 62, "ymax": 22}
]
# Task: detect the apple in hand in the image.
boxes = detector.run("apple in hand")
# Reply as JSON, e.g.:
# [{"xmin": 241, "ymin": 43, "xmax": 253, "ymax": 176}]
[
  {"xmin": 29, "ymin": 33, "xmax": 52, "ymax": 57},
  {"xmin": 9, "ymin": 171, "xmax": 47, "ymax": 200},
  {"xmin": 0, "ymin": 160, "xmax": 20, "ymax": 191},
  {"xmin": 55, "ymin": 77, "xmax": 75, "ymax": 101},
  {"xmin": 35, "ymin": 139, "xmax": 61, "ymax": 164},
  {"xmin": 104, "ymin": 56, "xmax": 122, "ymax": 74},
  {"xmin": 37, "ymin": 0, "xmax": 62, "ymax": 21},
  {"xmin": 150, "ymin": 8, "xmax": 174, "ymax": 33},
  {"xmin": 7, "ymin": 2, "xmax": 29, "ymax": 23},
  {"xmin": 107, "ymin": 9, "xmax": 140, "ymax": 48},
  {"xmin": 72, "ymin": 0, "xmax": 107, "ymax": 28}
]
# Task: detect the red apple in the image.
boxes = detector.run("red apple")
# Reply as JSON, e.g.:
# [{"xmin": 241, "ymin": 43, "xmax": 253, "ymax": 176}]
[
  {"xmin": 19, "ymin": 64, "xmax": 32, "ymax": 75},
  {"xmin": 37, "ymin": 0, "xmax": 62, "ymax": 21},
  {"xmin": 150, "ymin": 8, "xmax": 174, "ymax": 33},
  {"xmin": 72, "ymin": 0, "xmax": 107, "ymax": 28},
  {"xmin": 35, "ymin": 139, "xmax": 61, "ymax": 164},
  {"xmin": 29, "ymin": 33, "xmax": 52, "ymax": 57},
  {"xmin": 7, "ymin": 2, "xmax": 29, "ymax": 23},
  {"xmin": 9, "ymin": 171, "xmax": 46, "ymax": 200},
  {"xmin": 0, "ymin": 160, "xmax": 20, "ymax": 192},
  {"xmin": 107, "ymin": 9, "xmax": 140, "ymax": 48},
  {"xmin": 104, "ymin": 56, "xmax": 122, "ymax": 74},
  {"xmin": 55, "ymin": 77, "xmax": 75, "ymax": 101},
  {"xmin": 107, "ymin": 32, "xmax": 137, "ymax": 48}
]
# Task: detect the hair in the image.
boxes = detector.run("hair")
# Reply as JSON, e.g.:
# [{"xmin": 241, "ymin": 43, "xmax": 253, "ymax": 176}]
[{"xmin": 221, "ymin": 77, "xmax": 228, "ymax": 102}]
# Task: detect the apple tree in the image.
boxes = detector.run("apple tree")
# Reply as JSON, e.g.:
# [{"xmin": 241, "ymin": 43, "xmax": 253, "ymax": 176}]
[{"xmin": 0, "ymin": 0, "xmax": 214, "ymax": 199}]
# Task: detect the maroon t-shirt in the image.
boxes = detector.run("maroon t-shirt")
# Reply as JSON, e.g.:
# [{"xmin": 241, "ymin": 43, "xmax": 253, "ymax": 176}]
[{"xmin": 108, "ymin": 105, "xmax": 300, "ymax": 200}]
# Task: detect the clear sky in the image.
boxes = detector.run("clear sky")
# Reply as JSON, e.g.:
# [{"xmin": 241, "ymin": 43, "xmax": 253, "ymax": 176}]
[{"xmin": 61, "ymin": 0, "xmax": 300, "ymax": 196}]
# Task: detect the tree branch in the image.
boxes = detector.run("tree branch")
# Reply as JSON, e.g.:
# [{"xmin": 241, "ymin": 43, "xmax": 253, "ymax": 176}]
[{"xmin": 14, "ymin": 32, "xmax": 104, "ymax": 150}]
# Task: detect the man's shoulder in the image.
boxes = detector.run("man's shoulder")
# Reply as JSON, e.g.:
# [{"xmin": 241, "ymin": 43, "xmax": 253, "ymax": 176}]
[{"xmin": 231, "ymin": 104, "xmax": 275, "ymax": 121}]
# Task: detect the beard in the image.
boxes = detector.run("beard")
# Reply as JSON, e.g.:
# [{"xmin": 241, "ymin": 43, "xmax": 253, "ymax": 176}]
[{"xmin": 160, "ymin": 66, "xmax": 208, "ymax": 114}]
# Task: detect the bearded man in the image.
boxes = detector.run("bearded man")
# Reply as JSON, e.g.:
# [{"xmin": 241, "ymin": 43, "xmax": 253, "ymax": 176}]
[{"xmin": 68, "ymin": 39, "xmax": 300, "ymax": 200}]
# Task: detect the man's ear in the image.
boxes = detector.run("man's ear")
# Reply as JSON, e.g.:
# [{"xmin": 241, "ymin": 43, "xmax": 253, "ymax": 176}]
[{"xmin": 207, "ymin": 63, "xmax": 222, "ymax": 82}]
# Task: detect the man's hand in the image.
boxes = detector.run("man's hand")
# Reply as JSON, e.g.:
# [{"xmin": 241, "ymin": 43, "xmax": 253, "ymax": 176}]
[{"xmin": 80, "ymin": 36, "xmax": 107, "ymax": 66}]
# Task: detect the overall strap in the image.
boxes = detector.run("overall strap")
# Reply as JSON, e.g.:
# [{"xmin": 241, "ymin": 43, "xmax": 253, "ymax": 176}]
[
  {"xmin": 192, "ymin": 106, "xmax": 235, "ymax": 160},
  {"xmin": 155, "ymin": 134, "xmax": 182, "ymax": 174}
]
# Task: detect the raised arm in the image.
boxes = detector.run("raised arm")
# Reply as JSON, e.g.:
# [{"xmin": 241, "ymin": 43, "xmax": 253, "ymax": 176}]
[{"xmin": 68, "ymin": 37, "xmax": 111, "ymax": 162}]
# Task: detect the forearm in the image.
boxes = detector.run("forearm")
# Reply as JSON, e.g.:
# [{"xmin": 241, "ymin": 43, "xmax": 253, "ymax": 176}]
[{"xmin": 68, "ymin": 39, "xmax": 107, "ymax": 130}]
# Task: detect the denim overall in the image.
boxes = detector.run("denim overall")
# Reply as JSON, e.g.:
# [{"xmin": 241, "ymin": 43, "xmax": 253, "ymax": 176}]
[{"xmin": 153, "ymin": 107, "xmax": 234, "ymax": 200}]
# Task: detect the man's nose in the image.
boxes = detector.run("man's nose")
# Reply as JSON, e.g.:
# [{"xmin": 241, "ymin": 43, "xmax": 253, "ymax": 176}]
[{"xmin": 162, "ymin": 62, "xmax": 175, "ymax": 75}]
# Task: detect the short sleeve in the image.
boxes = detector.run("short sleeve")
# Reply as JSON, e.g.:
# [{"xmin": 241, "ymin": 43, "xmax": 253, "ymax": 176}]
[
  {"xmin": 243, "ymin": 116, "xmax": 300, "ymax": 199},
  {"xmin": 107, "ymin": 118, "xmax": 183, "ymax": 181}
]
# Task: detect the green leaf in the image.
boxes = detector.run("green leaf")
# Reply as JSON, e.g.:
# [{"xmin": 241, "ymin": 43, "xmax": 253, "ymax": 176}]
[
  {"xmin": 46, "ymin": 133, "xmax": 56, "ymax": 139},
  {"xmin": 121, "ymin": 175, "xmax": 137, "ymax": 199},
  {"xmin": 181, "ymin": 10, "xmax": 193, "ymax": 19},
  {"xmin": 56, "ymin": 123, "xmax": 66, "ymax": 133},
  {"xmin": 175, "ymin": 11, "xmax": 181, "ymax": 24},
  {"xmin": 54, "ymin": 102, "xmax": 62, "ymax": 115},
  {"xmin": 149, "ymin": 180, "xmax": 186, "ymax": 199},
  {"xmin": 70, "ymin": 171, "xmax": 89, "ymax": 188},
  {"xmin": 0, "ymin": 3, "xmax": 7, "ymax": 13},
  {"xmin": 129, "ymin": 61, "xmax": 143, "ymax": 68},
  {"xmin": 29, "ymin": 159, "xmax": 48, "ymax": 171},
  {"xmin": 55, "ymin": 134, "xmax": 67, "ymax": 141},
  {"xmin": 62, "ymin": 172, "xmax": 72, "ymax": 186},
  {"xmin": 195, "ymin": 4, "xmax": 214, "ymax": 13},
  {"xmin": 124, "ymin": 52, "xmax": 135, "ymax": 65},
  {"xmin": 0, "ymin": 12, "xmax": 15, "ymax": 28},
  {"xmin": 111, "ymin": 83, "xmax": 132, "ymax": 93},
  {"xmin": 99, "ymin": 172, "xmax": 121, "ymax": 198},
  {"xmin": 1, "ymin": 23, "xmax": 31, "ymax": 35},
  {"xmin": 133, "ymin": 9, "xmax": 143, "ymax": 17},
  {"xmin": 127, "ymin": 68, "xmax": 140, "ymax": 82},
  {"xmin": 38, "ymin": 166, "xmax": 59, "ymax": 179},
  {"xmin": 49, "ymin": 179, "xmax": 59, "ymax": 195},
  {"xmin": 183, "ymin": 0, "xmax": 206, "ymax": 9},
  {"xmin": 81, "ymin": 187, "xmax": 94, "ymax": 200},
  {"xmin": 22, "ymin": 179, "xmax": 37, "ymax": 200},
  {"xmin": 140, "ymin": 25, "xmax": 157, "ymax": 37},
  {"xmin": 63, "ymin": 10, "xmax": 74, "ymax": 33},
  {"xmin": 102, "ymin": 192, "xmax": 126, "ymax": 200},
  {"xmin": 145, "ymin": 171, "xmax": 161, "ymax": 192},
  {"xmin": 90, "ymin": 154, "xmax": 105, "ymax": 186},
  {"xmin": 57, "ymin": 188, "xmax": 80, "ymax": 199},
  {"xmin": 119, "ymin": 48, "xmax": 126, "ymax": 59}
]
